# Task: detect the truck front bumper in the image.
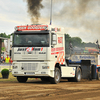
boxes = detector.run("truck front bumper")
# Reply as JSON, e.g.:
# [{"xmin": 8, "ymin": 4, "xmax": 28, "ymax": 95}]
[{"xmin": 12, "ymin": 61, "xmax": 54, "ymax": 78}]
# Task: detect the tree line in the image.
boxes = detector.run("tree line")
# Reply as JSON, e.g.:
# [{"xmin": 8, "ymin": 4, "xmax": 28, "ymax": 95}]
[
  {"xmin": 65, "ymin": 34, "xmax": 98, "ymax": 54},
  {"xmin": 0, "ymin": 33, "xmax": 11, "ymax": 39},
  {"xmin": 0, "ymin": 33, "xmax": 98, "ymax": 54}
]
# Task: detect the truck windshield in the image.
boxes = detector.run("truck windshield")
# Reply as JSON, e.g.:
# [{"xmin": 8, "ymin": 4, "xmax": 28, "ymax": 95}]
[{"xmin": 13, "ymin": 33, "xmax": 49, "ymax": 47}]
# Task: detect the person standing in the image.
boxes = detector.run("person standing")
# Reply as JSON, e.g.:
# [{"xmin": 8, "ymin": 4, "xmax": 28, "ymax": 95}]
[
  {"xmin": 0, "ymin": 56, "xmax": 4, "ymax": 63},
  {"xmin": 5, "ymin": 54, "xmax": 10, "ymax": 63}
]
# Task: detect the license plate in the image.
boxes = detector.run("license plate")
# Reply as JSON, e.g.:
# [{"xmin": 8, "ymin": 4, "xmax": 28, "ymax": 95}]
[{"xmin": 26, "ymin": 72, "xmax": 35, "ymax": 75}]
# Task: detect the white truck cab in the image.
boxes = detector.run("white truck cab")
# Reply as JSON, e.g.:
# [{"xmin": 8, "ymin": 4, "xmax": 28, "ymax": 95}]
[{"xmin": 12, "ymin": 24, "xmax": 81, "ymax": 84}]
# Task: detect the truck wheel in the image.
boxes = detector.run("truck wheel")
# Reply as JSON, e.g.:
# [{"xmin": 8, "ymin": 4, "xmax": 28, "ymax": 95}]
[
  {"xmin": 74, "ymin": 67, "xmax": 81, "ymax": 82},
  {"xmin": 17, "ymin": 76, "xmax": 28, "ymax": 83},
  {"xmin": 97, "ymin": 72, "xmax": 100, "ymax": 80},
  {"xmin": 50, "ymin": 67, "xmax": 61, "ymax": 84}
]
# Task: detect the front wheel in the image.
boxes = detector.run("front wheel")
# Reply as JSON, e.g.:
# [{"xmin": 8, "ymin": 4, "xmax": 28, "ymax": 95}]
[
  {"xmin": 50, "ymin": 67, "xmax": 61, "ymax": 84},
  {"xmin": 17, "ymin": 76, "xmax": 28, "ymax": 83},
  {"xmin": 74, "ymin": 67, "xmax": 81, "ymax": 82}
]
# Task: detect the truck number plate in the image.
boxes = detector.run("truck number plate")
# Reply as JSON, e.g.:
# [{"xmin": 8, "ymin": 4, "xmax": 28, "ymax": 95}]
[{"xmin": 26, "ymin": 72, "xmax": 35, "ymax": 75}]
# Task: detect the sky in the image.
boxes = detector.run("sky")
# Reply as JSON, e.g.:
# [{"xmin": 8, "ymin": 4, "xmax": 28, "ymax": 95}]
[{"xmin": 0, "ymin": 0, "xmax": 100, "ymax": 43}]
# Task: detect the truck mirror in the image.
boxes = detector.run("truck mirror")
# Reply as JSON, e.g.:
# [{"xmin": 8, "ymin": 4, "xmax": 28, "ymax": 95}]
[
  {"xmin": 52, "ymin": 34, "xmax": 57, "ymax": 41},
  {"xmin": 52, "ymin": 34, "xmax": 57, "ymax": 45},
  {"xmin": 52, "ymin": 41, "xmax": 57, "ymax": 45}
]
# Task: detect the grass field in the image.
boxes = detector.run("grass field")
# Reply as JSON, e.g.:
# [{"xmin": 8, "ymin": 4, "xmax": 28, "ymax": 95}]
[
  {"xmin": 0, "ymin": 72, "xmax": 40, "ymax": 82},
  {"xmin": 0, "ymin": 65, "xmax": 40, "ymax": 82}
]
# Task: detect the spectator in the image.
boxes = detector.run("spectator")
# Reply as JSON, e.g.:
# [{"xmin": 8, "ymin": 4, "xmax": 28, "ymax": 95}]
[
  {"xmin": 5, "ymin": 54, "xmax": 10, "ymax": 63},
  {"xmin": 0, "ymin": 56, "xmax": 4, "ymax": 63}
]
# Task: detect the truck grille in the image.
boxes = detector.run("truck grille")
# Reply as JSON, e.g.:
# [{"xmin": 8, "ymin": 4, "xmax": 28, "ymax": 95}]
[{"xmin": 22, "ymin": 63, "xmax": 38, "ymax": 71}]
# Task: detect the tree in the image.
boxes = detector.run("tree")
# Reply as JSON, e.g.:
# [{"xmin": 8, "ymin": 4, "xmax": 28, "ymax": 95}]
[
  {"xmin": 71, "ymin": 37, "xmax": 82, "ymax": 47},
  {"xmin": 0, "ymin": 33, "xmax": 11, "ymax": 42},
  {"xmin": 65, "ymin": 34, "xmax": 97, "ymax": 54},
  {"xmin": 0, "ymin": 33, "xmax": 10, "ymax": 38}
]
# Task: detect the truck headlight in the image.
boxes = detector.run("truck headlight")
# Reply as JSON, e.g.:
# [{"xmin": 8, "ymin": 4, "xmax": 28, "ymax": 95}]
[
  {"xmin": 13, "ymin": 66, "xmax": 18, "ymax": 69},
  {"xmin": 42, "ymin": 66, "xmax": 49, "ymax": 69}
]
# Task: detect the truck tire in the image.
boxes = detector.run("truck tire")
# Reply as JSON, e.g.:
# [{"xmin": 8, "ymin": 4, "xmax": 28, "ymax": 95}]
[
  {"xmin": 74, "ymin": 67, "xmax": 81, "ymax": 82},
  {"xmin": 97, "ymin": 72, "xmax": 100, "ymax": 80},
  {"xmin": 50, "ymin": 67, "xmax": 61, "ymax": 84},
  {"xmin": 17, "ymin": 76, "xmax": 28, "ymax": 83}
]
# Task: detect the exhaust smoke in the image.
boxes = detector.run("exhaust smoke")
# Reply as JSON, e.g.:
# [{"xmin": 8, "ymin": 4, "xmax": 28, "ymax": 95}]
[
  {"xmin": 24, "ymin": 0, "xmax": 100, "ymax": 43},
  {"xmin": 26, "ymin": 0, "xmax": 44, "ymax": 23}
]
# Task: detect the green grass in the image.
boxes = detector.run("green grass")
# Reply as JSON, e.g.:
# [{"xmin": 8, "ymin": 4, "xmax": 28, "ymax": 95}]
[{"xmin": 0, "ymin": 72, "xmax": 40, "ymax": 82}]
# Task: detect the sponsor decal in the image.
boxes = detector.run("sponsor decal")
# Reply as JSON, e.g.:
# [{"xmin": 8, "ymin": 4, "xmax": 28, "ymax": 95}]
[
  {"xmin": 72, "ymin": 55, "xmax": 96, "ymax": 64},
  {"xmin": 51, "ymin": 51, "xmax": 64, "ymax": 55},
  {"xmin": 51, "ymin": 47, "xmax": 64, "ymax": 52},
  {"xmin": 70, "ymin": 72, "xmax": 75, "ymax": 75},
  {"xmin": 73, "ymin": 68, "xmax": 75, "ymax": 70},
  {"xmin": 17, "ymin": 48, "xmax": 26, "ymax": 51},
  {"xmin": 58, "ymin": 37, "xmax": 63, "ymax": 44},
  {"xmin": 39, "ymin": 52, "xmax": 46, "ymax": 54},
  {"xmin": 56, "ymin": 47, "xmax": 64, "ymax": 51},
  {"xmin": 91, "ymin": 60, "xmax": 96, "ymax": 63},
  {"xmin": 80, "ymin": 56, "xmax": 95, "ymax": 59},
  {"xmin": 51, "ymin": 48, "xmax": 56, "ymax": 52},
  {"xmin": 16, "ymin": 25, "xmax": 48, "ymax": 31},
  {"xmin": 34, "ymin": 48, "xmax": 41, "ymax": 51},
  {"xmin": 55, "ymin": 27, "xmax": 57, "ymax": 32},
  {"xmin": 72, "ymin": 55, "xmax": 95, "ymax": 60},
  {"xmin": 41, "ymin": 47, "xmax": 43, "ymax": 51},
  {"xmin": 70, "ymin": 68, "xmax": 75, "ymax": 75},
  {"xmin": 54, "ymin": 51, "xmax": 65, "ymax": 65},
  {"xmin": 51, "ymin": 28, "xmax": 61, "ymax": 32},
  {"xmin": 17, "ymin": 47, "xmax": 41, "ymax": 51},
  {"xmin": 26, "ymin": 47, "xmax": 33, "ymax": 52}
]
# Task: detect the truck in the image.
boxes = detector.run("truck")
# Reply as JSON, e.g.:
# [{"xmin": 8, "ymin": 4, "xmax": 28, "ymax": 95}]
[
  {"xmin": 69, "ymin": 54, "xmax": 100, "ymax": 80},
  {"xmin": 12, "ymin": 24, "xmax": 100, "ymax": 84}
]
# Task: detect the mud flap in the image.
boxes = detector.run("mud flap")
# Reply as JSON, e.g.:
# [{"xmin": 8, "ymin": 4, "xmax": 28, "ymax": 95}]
[
  {"xmin": 81, "ymin": 60, "xmax": 91, "ymax": 79},
  {"xmin": 91, "ymin": 65, "xmax": 97, "ymax": 80}
]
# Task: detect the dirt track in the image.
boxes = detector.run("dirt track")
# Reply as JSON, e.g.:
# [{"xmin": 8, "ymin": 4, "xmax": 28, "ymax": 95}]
[{"xmin": 0, "ymin": 79, "xmax": 100, "ymax": 100}]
